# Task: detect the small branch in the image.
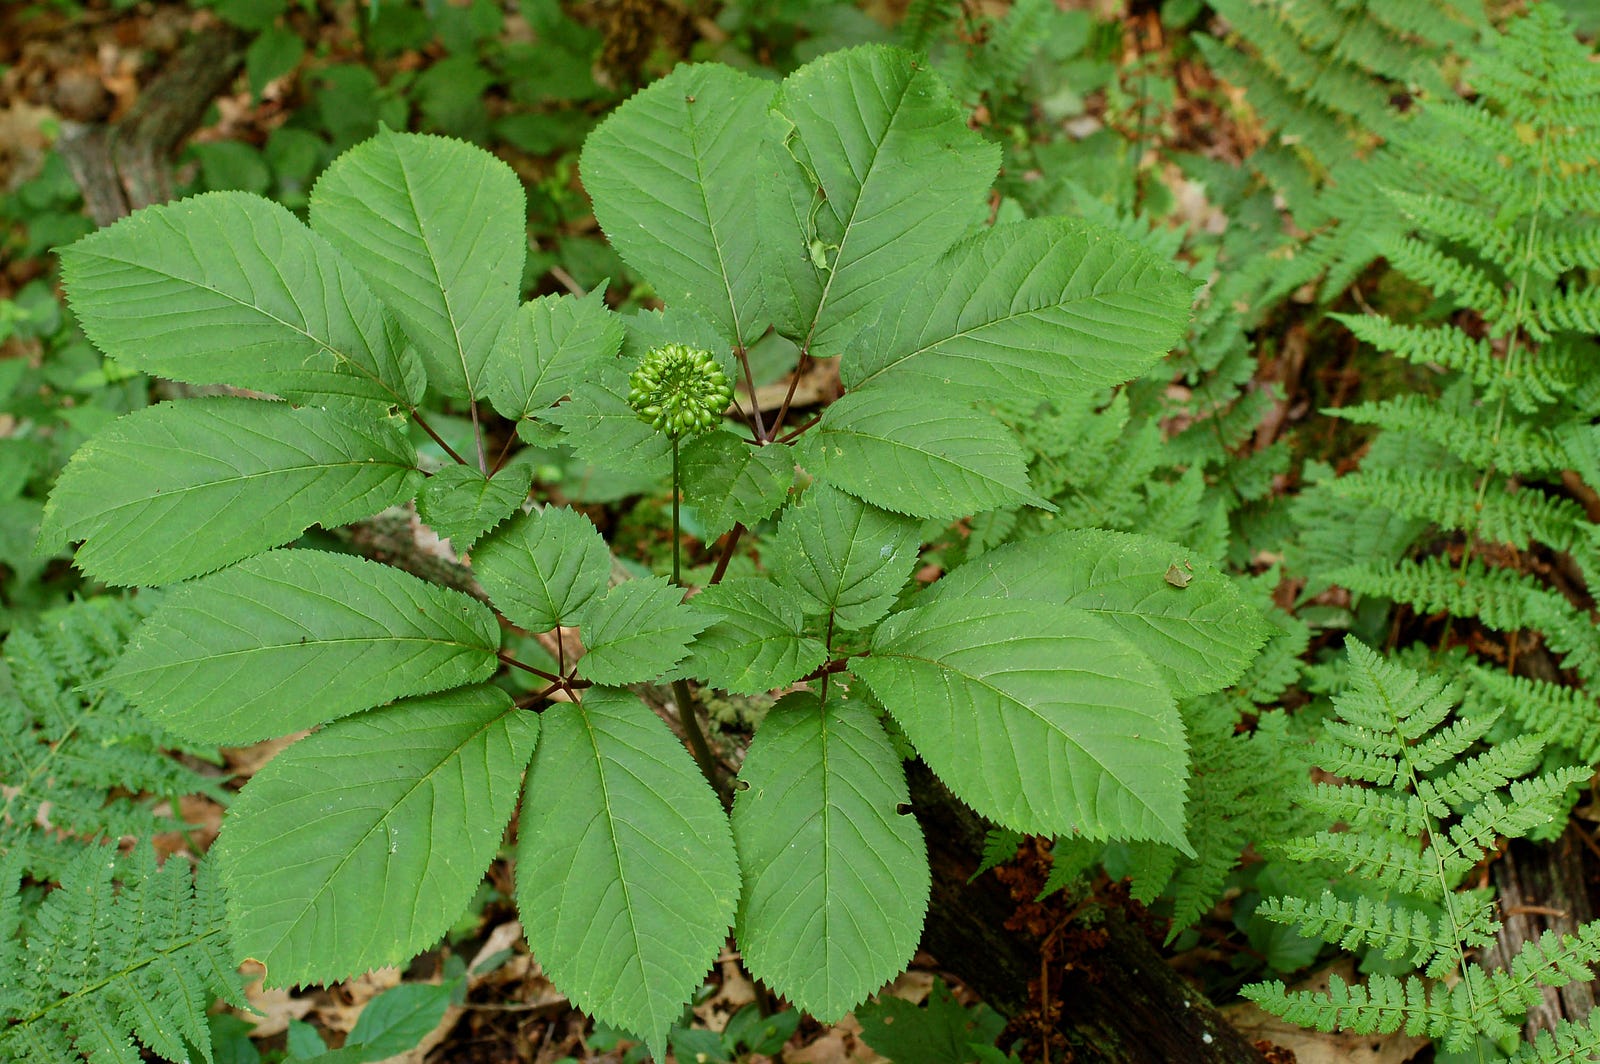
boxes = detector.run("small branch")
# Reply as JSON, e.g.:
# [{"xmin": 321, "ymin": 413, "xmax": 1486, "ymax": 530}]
[
  {"xmin": 672, "ymin": 677, "xmax": 730, "ymax": 809},
  {"xmin": 496, "ymin": 652, "xmax": 562, "ymax": 685},
  {"xmin": 769, "ymin": 352, "xmax": 810, "ymax": 438},
  {"xmin": 412, "ymin": 409, "xmax": 470, "ymax": 466},
  {"xmin": 817, "ymin": 612, "xmax": 838, "ymax": 706},
  {"xmin": 548, "ymin": 265, "xmax": 587, "ymax": 297},
  {"xmin": 672, "ymin": 437, "xmax": 682, "ymax": 585},
  {"xmin": 776, "ymin": 414, "xmax": 821, "ymax": 445},
  {"xmin": 489, "ymin": 429, "xmax": 519, "ymax": 477},
  {"xmin": 798, "ymin": 658, "xmax": 852, "ymax": 684},
  {"xmin": 735, "ymin": 346, "xmax": 769, "ymax": 442},
  {"xmin": 57, "ymin": 23, "xmax": 250, "ymax": 225},
  {"xmin": 708, "ymin": 524, "xmax": 745, "ymax": 586},
  {"xmin": 468, "ymin": 400, "xmax": 488, "ymax": 474}
]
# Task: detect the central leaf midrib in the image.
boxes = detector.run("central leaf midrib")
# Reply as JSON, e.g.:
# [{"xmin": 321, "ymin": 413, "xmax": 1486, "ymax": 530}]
[
  {"xmin": 394, "ymin": 144, "xmax": 477, "ymax": 398},
  {"xmin": 258, "ymin": 710, "xmax": 508, "ymax": 960},
  {"xmin": 684, "ymin": 92, "xmax": 747, "ymax": 344},
  {"xmin": 871, "ymin": 632, "xmax": 1177, "ymax": 834},
  {"xmin": 76, "ymin": 455, "xmax": 415, "ymax": 525},
  {"xmin": 581, "ymin": 701, "xmax": 654, "ymax": 1029},
  {"xmin": 853, "ymin": 263, "xmax": 1169, "ymax": 388},
  {"xmin": 77, "ymin": 248, "xmax": 406, "ymax": 405},
  {"xmin": 801, "ymin": 71, "xmax": 918, "ymax": 352},
  {"xmin": 115, "ymin": 633, "xmax": 489, "ymax": 680},
  {"xmin": 827, "ymin": 420, "xmax": 1017, "ymax": 492}
]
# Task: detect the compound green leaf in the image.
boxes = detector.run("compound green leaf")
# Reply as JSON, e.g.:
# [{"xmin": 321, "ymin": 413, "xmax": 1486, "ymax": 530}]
[
  {"xmin": 473, "ymin": 506, "xmax": 610, "ymax": 632},
  {"xmin": 576, "ymin": 576, "xmax": 706, "ymax": 686},
  {"xmin": 733, "ymin": 691, "xmax": 928, "ymax": 1022},
  {"xmin": 799, "ymin": 389, "xmax": 1044, "ymax": 520},
  {"xmin": 542, "ymin": 368, "xmax": 671, "ymax": 480},
  {"xmin": 581, "ymin": 64, "xmax": 777, "ymax": 346},
  {"xmin": 846, "ymin": 218, "xmax": 1198, "ymax": 395},
  {"xmin": 110, "ymin": 549, "xmax": 499, "ymax": 745},
  {"xmin": 482, "ymin": 289, "xmax": 625, "ymax": 421},
  {"xmin": 39, "ymin": 397, "xmax": 421, "ymax": 586},
  {"xmin": 765, "ymin": 46, "xmax": 998, "ymax": 358},
  {"xmin": 680, "ymin": 578, "xmax": 826, "ymax": 695},
  {"xmin": 60, "ymin": 192, "xmax": 422, "ymax": 411},
  {"xmin": 218, "ymin": 685, "xmax": 539, "ymax": 986},
  {"xmin": 925, "ymin": 529, "xmax": 1269, "ymax": 699},
  {"xmin": 681, "ymin": 431, "xmax": 794, "ymax": 539},
  {"xmin": 770, "ymin": 484, "xmax": 921, "ymax": 630},
  {"xmin": 516, "ymin": 686, "xmax": 738, "ymax": 1058},
  {"xmin": 310, "ymin": 128, "xmax": 525, "ymax": 401},
  {"xmin": 853, "ymin": 599, "xmax": 1189, "ymax": 847},
  {"xmin": 416, "ymin": 463, "xmax": 532, "ymax": 551}
]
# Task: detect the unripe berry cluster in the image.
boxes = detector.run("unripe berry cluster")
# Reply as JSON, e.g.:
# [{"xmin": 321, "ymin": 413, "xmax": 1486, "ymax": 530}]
[{"xmin": 627, "ymin": 343, "xmax": 733, "ymax": 439}]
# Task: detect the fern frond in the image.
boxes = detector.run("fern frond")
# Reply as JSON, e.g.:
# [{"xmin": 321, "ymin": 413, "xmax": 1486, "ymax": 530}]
[
  {"xmin": 1335, "ymin": 313, "xmax": 1581, "ymax": 410},
  {"xmin": 1192, "ymin": 33, "xmax": 1358, "ymax": 169},
  {"xmin": 1459, "ymin": 664, "xmax": 1600, "ymax": 762},
  {"xmin": 0, "ymin": 597, "xmax": 225, "ymax": 881},
  {"xmin": 1243, "ymin": 972, "xmax": 1426, "ymax": 1040},
  {"xmin": 1302, "ymin": 782, "xmax": 1429, "ymax": 839},
  {"xmin": 1516, "ymin": 1011, "xmax": 1600, "ymax": 1063},
  {"xmin": 1252, "ymin": 639, "xmax": 1591, "ymax": 1051},
  {"xmin": 974, "ymin": 828, "xmax": 1023, "ymax": 880},
  {"xmin": 899, "ymin": 0, "xmax": 959, "ymax": 51},
  {"xmin": 1356, "ymin": 0, "xmax": 1485, "ymax": 51},
  {"xmin": 1256, "ymin": 889, "xmax": 1497, "ymax": 977},
  {"xmin": 975, "ymin": 0, "xmax": 1050, "ymax": 97},
  {"xmin": 1279, "ymin": 829, "xmax": 1454, "ymax": 901},
  {"xmin": 1290, "ymin": 464, "xmax": 1429, "ymax": 592},
  {"xmin": 1380, "ymin": 236, "xmax": 1513, "ymax": 328},
  {"xmin": 1532, "ymin": 221, "xmax": 1600, "ymax": 275},
  {"xmin": 0, "ymin": 845, "xmax": 245, "ymax": 1063},
  {"xmin": 1331, "ymin": 555, "xmax": 1545, "ymax": 630},
  {"xmin": 1323, "ymin": 469, "xmax": 1589, "ymax": 555},
  {"xmin": 1440, "ymin": 769, "xmax": 1587, "ymax": 867},
  {"xmin": 1532, "ymin": 287, "xmax": 1600, "ymax": 336},
  {"xmin": 1489, "ymin": 923, "xmax": 1600, "ymax": 1017},
  {"xmin": 1415, "ymin": 734, "xmax": 1545, "ymax": 815},
  {"xmin": 1523, "ymin": 592, "xmax": 1600, "ymax": 689},
  {"xmin": 1332, "ymin": 395, "xmax": 1578, "ymax": 476},
  {"xmin": 1388, "ymin": 188, "xmax": 1520, "ymax": 266}
]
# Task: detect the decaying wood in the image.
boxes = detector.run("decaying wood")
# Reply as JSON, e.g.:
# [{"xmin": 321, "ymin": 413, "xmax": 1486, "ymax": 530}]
[
  {"xmin": 56, "ymin": 23, "xmax": 248, "ymax": 226},
  {"xmin": 1482, "ymin": 827, "xmax": 1596, "ymax": 1041},
  {"xmin": 910, "ymin": 763, "xmax": 1272, "ymax": 1064}
]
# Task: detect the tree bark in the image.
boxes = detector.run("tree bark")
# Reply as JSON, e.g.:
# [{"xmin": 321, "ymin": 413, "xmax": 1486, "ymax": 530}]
[{"xmin": 56, "ymin": 23, "xmax": 249, "ymax": 226}]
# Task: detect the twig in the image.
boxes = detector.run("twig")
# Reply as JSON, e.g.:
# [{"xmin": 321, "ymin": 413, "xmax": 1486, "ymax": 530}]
[
  {"xmin": 548, "ymin": 265, "xmax": 587, "ymax": 297},
  {"xmin": 672, "ymin": 678, "xmax": 731, "ymax": 809},
  {"xmin": 412, "ymin": 409, "xmax": 470, "ymax": 466}
]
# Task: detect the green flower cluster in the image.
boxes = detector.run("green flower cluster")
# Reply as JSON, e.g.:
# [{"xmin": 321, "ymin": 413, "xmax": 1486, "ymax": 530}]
[{"xmin": 627, "ymin": 343, "xmax": 733, "ymax": 439}]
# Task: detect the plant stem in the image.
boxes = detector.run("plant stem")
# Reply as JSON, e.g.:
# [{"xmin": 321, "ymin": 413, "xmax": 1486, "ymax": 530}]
[
  {"xmin": 673, "ymin": 677, "xmax": 729, "ymax": 809},
  {"xmin": 412, "ymin": 409, "xmax": 469, "ymax": 466},
  {"xmin": 769, "ymin": 351, "xmax": 809, "ymax": 438},
  {"xmin": 496, "ymin": 651, "xmax": 562, "ymax": 685},
  {"xmin": 468, "ymin": 399, "xmax": 487, "ymax": 475},
  {"xmin": 489, "ymin": 429, "xmax": 518, "ymax": 477},
  {"xmin": 708, "ymin": 524, "xmax": 744, "ymax": 586},
  {"xmin": 668, "ymin": 432, "xmax": 728, "ymax": 805},
  {"xmin": 672, "ymin": 436, "xmax": 682, "ymax": 586},
  {"xmin": 776, "ymin": 413, "xmax": 820, "ymax": 444},
  {"xmin": 735, "ymin": 345, "xmax": 768, "ymax": 442}
]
